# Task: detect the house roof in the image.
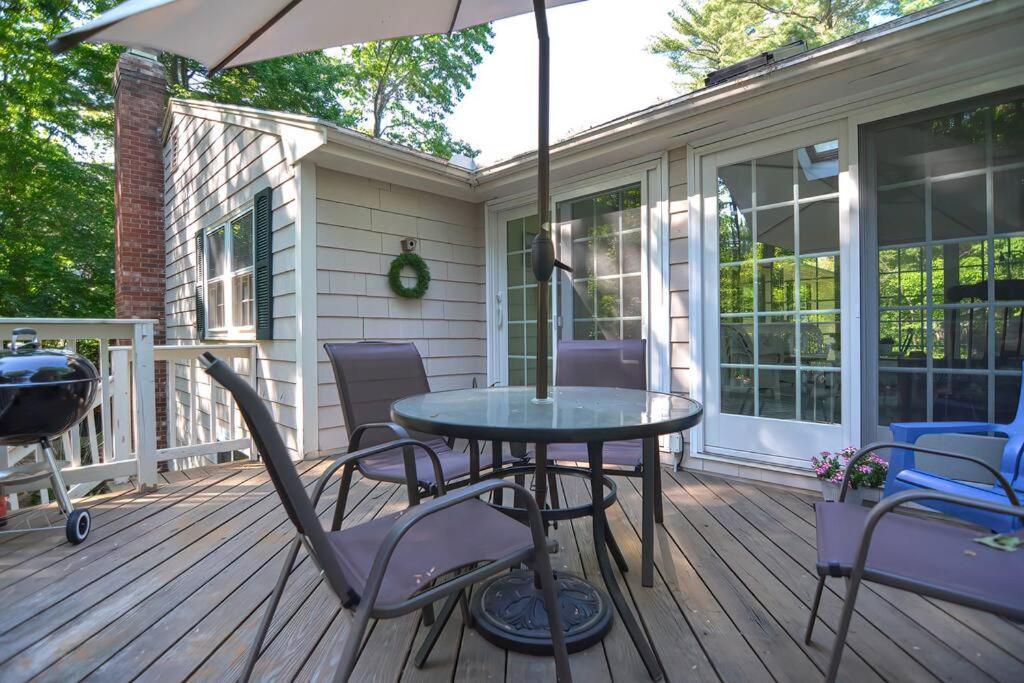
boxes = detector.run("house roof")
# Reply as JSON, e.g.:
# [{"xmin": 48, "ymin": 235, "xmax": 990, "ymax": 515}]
[{"xmin": 164, "ymin": 0, "xmax": 1024, "ymax": 202}]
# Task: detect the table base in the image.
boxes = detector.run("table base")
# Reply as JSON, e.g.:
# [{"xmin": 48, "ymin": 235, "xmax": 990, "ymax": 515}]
[{"xmin": 470, "ymin": 568, "xmax": 612, "ymax": 655}]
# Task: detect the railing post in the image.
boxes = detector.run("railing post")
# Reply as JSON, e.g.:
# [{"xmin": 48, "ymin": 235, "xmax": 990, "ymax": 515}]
[
  {"xmin": 110, "ymin": 348, "xmax": 132, "ymax": 467},
  {"xmin": 132, "ymin": 321, "xmax": 158, "ymax": 491}
]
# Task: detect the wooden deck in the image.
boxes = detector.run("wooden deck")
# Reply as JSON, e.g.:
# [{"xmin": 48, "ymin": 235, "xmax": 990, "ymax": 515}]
[{"xmin": 0, "ymin": 459, "xmax": 1021, "ymax": 682}]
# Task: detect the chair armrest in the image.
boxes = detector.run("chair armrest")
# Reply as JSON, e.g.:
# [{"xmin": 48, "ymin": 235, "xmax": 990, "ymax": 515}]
[
  {"xmin": 311, "ymin": 437, "xmax": 446, "ymax": 506},
  {"xmin": 357, "ymin": 479, "xmax": 550, "ymax": 609},
  {"xmin": 348, "ymin": 421, "xmax": 411, "ymax": 452},
  {"xmin": 843, "ymin": 442, "xmax": 1019, "ymax": 506},
  {"xmin": 347, "ymin": 421, "xmax": 448, "ymax": 498},
  {"xmin": 889, "ymin": 421, "xmax": 999, "ymax": 439}
]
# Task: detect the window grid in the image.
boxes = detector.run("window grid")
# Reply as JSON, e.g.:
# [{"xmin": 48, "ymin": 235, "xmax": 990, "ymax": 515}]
[
  {"xmin": 873, "ymin": 100, "xmax": 1024, "ymax": 426},
  {"xmin": 719, "ymin": 144, "xmax": 842, "ymax": 424},
  {"xmin": 205, "ymin": 208, "xmax": 255, "ymax": 339}
]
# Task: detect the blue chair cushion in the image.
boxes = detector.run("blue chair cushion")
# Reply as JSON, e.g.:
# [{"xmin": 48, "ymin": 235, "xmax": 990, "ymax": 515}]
[{"xmin": 892, "ymin": 469, "xmax": 1021, "ymax": 533}]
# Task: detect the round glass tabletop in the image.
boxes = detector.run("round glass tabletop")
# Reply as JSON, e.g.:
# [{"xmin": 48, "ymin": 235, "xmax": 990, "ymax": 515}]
[{"xmin": 391, "ymin": 386, "xmax": 702, "ymax": 443}]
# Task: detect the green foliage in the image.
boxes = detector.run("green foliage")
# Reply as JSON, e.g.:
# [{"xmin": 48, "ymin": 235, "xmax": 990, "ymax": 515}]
[
  {"xmin": 650, "ymin": 0, "xmax": 944, "ymax": 89},
  {"xmin": 0, "ymin": 0, "xmax": 121, "ymax": 318},
  {"xmin": 1, "ymin": 0, "xmax": 492, "ymax": 319},
  {"xmin": 344, "ymin": 25, "xmax": 494, "ymax": 158}
]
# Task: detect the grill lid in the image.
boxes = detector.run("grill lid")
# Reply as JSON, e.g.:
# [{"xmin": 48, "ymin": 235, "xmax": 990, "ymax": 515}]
[{"xmin": 0, "ymin": 328, "xmax": 99, "ymax": 387}]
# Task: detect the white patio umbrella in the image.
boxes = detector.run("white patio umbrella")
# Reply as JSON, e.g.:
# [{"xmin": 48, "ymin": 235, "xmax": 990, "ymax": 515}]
[{"xmin": 53, "ymin": 0, "xmax": 582, "ymax": 403}]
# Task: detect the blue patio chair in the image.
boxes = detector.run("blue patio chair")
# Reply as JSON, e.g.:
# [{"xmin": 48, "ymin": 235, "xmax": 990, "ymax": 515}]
[{"xmin": 884, "ymin": 367, "xmax": 1024, "ymax": 532}]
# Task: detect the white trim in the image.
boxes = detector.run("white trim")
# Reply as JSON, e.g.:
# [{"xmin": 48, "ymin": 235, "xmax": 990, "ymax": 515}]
[
  {"xmin": 687, "ymin": 146, "xmax": 705, "ymax": 453},
  {"xmin": 294, "ymin": 161, "xmax": 318, "ymax": 459}
]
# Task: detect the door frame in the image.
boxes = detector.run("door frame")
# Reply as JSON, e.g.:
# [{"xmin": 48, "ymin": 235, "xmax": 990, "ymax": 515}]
[
  {"xmin": 689, "ymin": 120, "xmax": 860, "ymax": 469},
  {"xmin": 485, "ymin": 156, "xmax": 669, "ymax": 390}
]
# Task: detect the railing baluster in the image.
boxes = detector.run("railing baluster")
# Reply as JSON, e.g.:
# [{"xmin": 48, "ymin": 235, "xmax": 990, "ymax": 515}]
[{"xmin": 99, "ymin": 338, "xmax": 111, "ymax": 463}]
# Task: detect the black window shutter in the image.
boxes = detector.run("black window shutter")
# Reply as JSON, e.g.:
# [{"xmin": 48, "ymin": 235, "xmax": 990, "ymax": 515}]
[
  {"xmin": 195, "ymin": 230, "xmax": 206, "ymax": 339},
  {"xmin": 254, "ymin": 186, "xmax": 274, "ymax": 340}
]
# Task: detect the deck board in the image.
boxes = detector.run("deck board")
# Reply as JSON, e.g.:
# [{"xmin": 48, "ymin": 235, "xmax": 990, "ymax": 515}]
[{"xmin": 0, "ymin": 459, "xmax": 1019, "ymax": 682}]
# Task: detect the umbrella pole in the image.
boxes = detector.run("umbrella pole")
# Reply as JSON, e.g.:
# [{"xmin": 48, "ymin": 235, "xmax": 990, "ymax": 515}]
[{"xmin": 533, "ymin": 0, "xmax": 550, "ymax": 403}]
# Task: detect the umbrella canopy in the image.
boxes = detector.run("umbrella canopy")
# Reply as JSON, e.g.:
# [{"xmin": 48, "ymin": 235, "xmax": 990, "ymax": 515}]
[
  {"xmin": 53, "ymin": 0, "xmax": 581, "ymax": 403},
  {"xmin": 52, "ymin": 0, "xmax": 582, "ymax": 72}
]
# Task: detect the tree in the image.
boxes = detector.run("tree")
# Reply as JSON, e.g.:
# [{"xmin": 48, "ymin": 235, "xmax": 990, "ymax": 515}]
[
  {"xmin": 343, "ymin": 26, "xmax": 494, "ymax": 159},
  {"xmin": 650, "ymin": 0, "xmax": 943, "ymax": 90}
]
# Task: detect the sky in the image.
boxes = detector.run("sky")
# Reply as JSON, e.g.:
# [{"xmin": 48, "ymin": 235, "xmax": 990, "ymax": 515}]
[{"xmin": 447, "ymin": 0, "xmax": 682, "ymax": 166}]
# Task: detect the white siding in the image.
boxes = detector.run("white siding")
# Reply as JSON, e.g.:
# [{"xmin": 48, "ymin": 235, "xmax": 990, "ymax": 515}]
[
  {"xmin": 163, "ymin": 112, "xmax": 301, "ymax": 456},
  {"xmin": 667, "ymin": 147, "xmax": 690, "ymax": 397},
  {"xmin": 315, "ymin": 168, "xmax": 486, "ymax": 453}
]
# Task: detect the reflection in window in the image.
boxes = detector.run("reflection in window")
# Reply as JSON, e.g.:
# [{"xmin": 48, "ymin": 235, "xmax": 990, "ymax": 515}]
[
  {"xmin": 560, "ymin": 184, "xmax": 643, "ymax": 342},
  {"xmin": 717, "ymin": 140, "xmax": 841, "ymax": 423},
  {"xmin": 870, "ymin": 92, "xmax": 1024, "ymax": 427}
]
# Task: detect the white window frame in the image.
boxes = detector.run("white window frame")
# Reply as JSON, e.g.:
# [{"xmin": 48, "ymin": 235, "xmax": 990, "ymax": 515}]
[{"xmin": 204, "ymin": 204, "xmax": 256, "ymax": 340}]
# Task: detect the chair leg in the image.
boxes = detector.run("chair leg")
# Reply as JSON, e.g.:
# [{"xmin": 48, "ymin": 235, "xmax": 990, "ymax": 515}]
[
  {"xmin": 826, "ymin": 574, "xmax": 864, "ymax": 683},
  {"xmin": 333, "ymin": 601, "xmax": 374, "ymax": 683},
  {"xmin": 804, "ymin": 575, "xmax": 826, "ymax": 644},
  {"xmin": 547, "ymin": 471, "xmax": 560, "ymax": 529},
  {"xmin": 331, "ymin": 463, "xmax": 354, "ymax": 531},
  {"xmin": 241, "ymin": 534, "xmax": 302, "ymax": 682},
  {"xmin": 534, "ymin": 543, "xmax": 573, "ymax": 682},
  {"xmin": 414, "ymin": 590, "xmax": 463, "ymax": 668},
  {"xmin": 422, "ymin": 603, "xmax": 436, "ymax": 627}
]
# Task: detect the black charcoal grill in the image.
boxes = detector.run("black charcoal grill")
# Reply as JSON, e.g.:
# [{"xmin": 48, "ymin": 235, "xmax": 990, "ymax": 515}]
[{"xmin": 0, "ymin": 328, "xmax": 99, "ymax": 543}]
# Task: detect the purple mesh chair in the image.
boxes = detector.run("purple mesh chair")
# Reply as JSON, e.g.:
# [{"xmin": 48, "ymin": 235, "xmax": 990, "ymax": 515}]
[
  {"xmin": 805, "ymin": 443, "xmax": 1024, "ymax": 683},
  {"xmin": 201, "ymin": 353, "xmax": 571, "ymax": 683},
  {"xmin": 325, "ymin": 342, "xmax": 524, "ymax": 526},
  {"xmin": 548, "ymin": 339, "xmax": 665, "ymax": 586}
]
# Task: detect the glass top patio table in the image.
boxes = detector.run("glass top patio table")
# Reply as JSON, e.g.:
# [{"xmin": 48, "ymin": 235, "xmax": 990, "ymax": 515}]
[
  {"xmin": 390, "ymin": 385, "xmax": 703, "ymax": 444},
  {"xmin": 391, "ymin": 386, "xmax": 702, "ymax": 679}
]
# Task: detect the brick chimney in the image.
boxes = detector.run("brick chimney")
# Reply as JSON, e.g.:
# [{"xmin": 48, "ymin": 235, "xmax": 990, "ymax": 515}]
[{"xmin": 113, "ymin": 50, "xmax": 167, "ymax": 446}]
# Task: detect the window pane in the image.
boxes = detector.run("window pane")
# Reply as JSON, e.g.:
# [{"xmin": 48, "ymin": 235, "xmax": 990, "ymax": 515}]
[
  {"xmin": 721, "ymin": 319, "xmax": 754, "ymax": 364},
  {"xmin": 569, "ymin": 198, "xmax": 594, "ymax": 240},
  {"xmin": 994, "ymin": 170, "xmax": 1024, "ymax": 235},
  {"xmin": 879, "ymin": 371, "xmax": 927, "ymax": 425},
  {"xmin": 757, "ymin": 259, "xmax": 796, "ymax": 312},
  {"xmin": 932, "ymin": 175, "xmax": 987, "ymax": 240},
  {"xmin": 623, "ymin": 319, "xmax": 642, "ymax": 340},
  {"xmin": 507, "ymin": 253, "xmax": 524, "ymax": 286},
  {"xmin": 232, "ymin": 272, "xmax": 254, "ymax": 327},
  {"xmin": 756, "ymin": 206, "xmax": 794, "ymax": 258},
  {"xmin": 879, "ymin": 309, "xmax": 927, "ymax": 365},
  {"xmin": 207, "ymin": 226, "xmax": 225, "ymax": 278},
  {"xmin": 758, "ymin": 315, "xmax": 795, "ymax": 365},
  {"xmin": 931, "ymin": 240, "xmax": 986, "ymax": 304},
  {"xmin": 932, "ymin": 307, "xmax": 987, "ymax": 370},
  {"xmin": 933, "ymin": 372, "xmax": 988, "ymax": 422},
  {"xmin": 596, "ymin": 278, "xmax": 619, "ymax": 318},
  {"xmin": 506, "ymin": 218, "xmax": 524, "ymax": 252},
  {"xmin": 622, "ymin": 276, "xmax": 642, "ymax": 318},
  {"xmin": 719, "ymin": 209, "xmax": 752, "ymax": 263},
  {"xmin": 721, "ymin": 368, "xmax": 754, "ymax": 416},
  {"xmin": 524, "ymin": 214, "xmax": 540, "ymax": 243},
  {"xmin": 208, "ymin": 280, "xmax": 225, "ymax": 328},
  {"xmin": 755, "ymin": 151, "xmax": 793, "ymax": 206},
  {"xmin": 622, "ymin": 231, "xmax": 642, "ymax": 273},
  {"xmin": 720, "ymin": 264, "xmax": 753, "ymax": 313},
  {"xmin": 799, "ymin": 256, "xmax": 839, "ymax": 310},
  {"xmin": 759, "ymin": 369, "xmax": 796, "ymax": 419},
  {"xmin": 994, "ymin": 306, "xmax": 1024, "ymax": 369},
  {"xmin": 878, "ymin": 187, "xmax": 925, "ymax": 246},
  {"xmin": 928, "ymin": 107, "xmax": 987, "ymax": 176},
  {"xmin": 508, "ymin": 322, "xmax": 525, "ymax": 356},
  {"xmin": 231, "ymin": 212, "xmax": 254, "ymax": 270},
  {"xmin": 995, "ymin": 374, "xmax": 1022, "ymax": 423},
  {"xmin": 799, "ymin": 199, "xmax": 839, "ymax": 254},
  {"xmin": 801, "ymin": 371, "xmax": 840, "ymax": 424},
  {"xmin": 878, "ymin": 247, "xmax": 925, "ymax": 307},
  {"xmin": 595, "ymin": 234, "xmax": 618, "ymax": 277},
  {"xmin": 797, "ymin": 140, "xmax": 839, "ymax": 198},
  {"xmin": 801, "ymin": 313, "xmax": 841, "ymax": 367},
  {"xmin": 718, "ymin": 163, "xmax": 752, "ymax": 212},
  {"xmin": 992, "ymin": 100, "xmax": 1024, "ymax": 166}
]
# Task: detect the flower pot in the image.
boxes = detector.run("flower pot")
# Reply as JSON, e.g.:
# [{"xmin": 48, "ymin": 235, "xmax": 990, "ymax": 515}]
[{"xmin": 820, "ymin": 481, "xmax": 866, "ymax": 506}]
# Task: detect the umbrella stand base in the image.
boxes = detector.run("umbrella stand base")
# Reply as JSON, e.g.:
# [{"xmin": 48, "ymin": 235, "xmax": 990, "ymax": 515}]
[{"xmin": 469, "ymin": 568, "xmax": 612, "ymax": 654}]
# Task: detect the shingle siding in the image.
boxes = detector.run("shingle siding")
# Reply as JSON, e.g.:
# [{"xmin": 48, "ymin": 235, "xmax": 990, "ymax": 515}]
[{"xmin": 315, "ymin": 168, "xmax": 486, "ymax": 453}]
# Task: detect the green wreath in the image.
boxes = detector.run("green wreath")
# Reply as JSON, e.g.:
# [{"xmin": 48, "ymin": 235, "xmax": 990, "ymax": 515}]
[{"xmin": 388, "ymin": 252, "xmax": 431, "ymax": 299}]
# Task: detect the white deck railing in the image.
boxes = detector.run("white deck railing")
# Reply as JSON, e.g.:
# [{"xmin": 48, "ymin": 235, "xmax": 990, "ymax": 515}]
[{"xmin": 0, "ymin": 319, "xmax": 256, "ymax": 513}]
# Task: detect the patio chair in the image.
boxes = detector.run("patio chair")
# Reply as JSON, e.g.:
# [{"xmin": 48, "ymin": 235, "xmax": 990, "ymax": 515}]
[
  {"xmin": 324, "ymin": 341, "xmax": 525, "ymax": 526},
  {"xmin": 548, "ymin": 339, "xmax": 665, "ymax": 582},
  {"xmin": 805, "ymin": 443, "xmax": 1024, "ymax": 683},
  {"xmin": 201, "ymin": 353, "xmax": 571, "ymax": 683},
  {"xmin": 884, "ymin": 364, "xmax": 1024, "ymax": 532}
]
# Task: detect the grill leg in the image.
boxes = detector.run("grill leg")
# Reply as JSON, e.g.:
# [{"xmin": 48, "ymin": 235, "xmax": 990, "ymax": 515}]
[{"xmin": 40, "ymin": 438, "xmax": 73, "ymax": 515}]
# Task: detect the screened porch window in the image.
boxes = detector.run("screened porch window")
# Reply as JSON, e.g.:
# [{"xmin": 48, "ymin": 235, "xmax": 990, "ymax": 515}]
[{"xmin": 868, "ymin": 92, "xmax": 1024, "ymax": 427}]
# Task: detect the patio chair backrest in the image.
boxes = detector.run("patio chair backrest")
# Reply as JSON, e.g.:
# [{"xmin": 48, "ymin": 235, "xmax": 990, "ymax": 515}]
[
  {"xmin": 203, "ymin": 353, "xmax": 356, "ymax": 602},
  {"xmin": 556, "ymin": 339, "xmax": 647, "ymax": 390},
  {"xmin": 324, "ymin": 342, "xmax": 434, "ymax": 447}
]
